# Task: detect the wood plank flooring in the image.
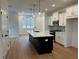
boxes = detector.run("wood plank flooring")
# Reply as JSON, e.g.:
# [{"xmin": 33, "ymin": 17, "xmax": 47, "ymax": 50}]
[{"xmin": 6, "ymin": 35, "xmax": 78, "ymax": 59}]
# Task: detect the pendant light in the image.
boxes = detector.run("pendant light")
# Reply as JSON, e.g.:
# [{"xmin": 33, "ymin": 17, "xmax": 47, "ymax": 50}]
[
  {"xmin": 32, "ymin": 4, "xmax": 36, "ymax": 17},
  {"xmin": 31, "ymin": 0, "xmax": 36, "ymax": 17},
  {"xmin": 38, "ymin": 0, "xmax": 41, "ymax": 15}
]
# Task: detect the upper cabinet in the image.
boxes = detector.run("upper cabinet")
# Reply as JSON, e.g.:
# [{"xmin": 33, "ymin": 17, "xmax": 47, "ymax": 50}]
[
  {"xmin": 66, "ymin": 5, "xmax": 78, "ymax": 18},
  {"xmin": 48, "ymin": 4, "xmax": 78, "ymax": 26},
  {"xmin": 1, "ymin": 9, "xmax": 8, "ymax": 35},
  {"xmin": 48, "ymin": 16, "xmax": 53, "ymax": 25},
  {"xmin": 59, "ymin": 10, "xmax": 66, "ymax": 26},
  {"xmin": 48, "ymin": 12, "xmax": 59, "ymax": 26},
  {"xmin": 52, "ymin": 12, "xmax": 59, "ymax": 21}
]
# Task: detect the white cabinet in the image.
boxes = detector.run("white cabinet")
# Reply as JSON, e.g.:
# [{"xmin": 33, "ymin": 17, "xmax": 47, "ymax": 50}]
[
  {"xmin": 56, "ymin": 32, "xmax": 65, "ymax": 45},
  {"xmin": 48, "ymin": 16, "xmax": 53, "ymax": 25},
  {"xmin": 66, "ymin": 5, "xmax": 78, "ymax": 18},
  {"xmin": 52, "ymin": 12, "xmax": 59, "ymax": 21},
  {"xmin": 0, "ymin": 37, "xmax": 10, "ymax": 59},
  {"xmin": 48, "ymin": 12, "xmax": 59, "ymax": 26},
  {"xmin": 0, "ymin": 38, "xmax": 3, "ymax": 59},
  {"xmin": 1, "ymin": 11, "xmax": 8, "ymax": 36},
  {"xmin": 59, "ymin": 12, "xmax": 66, "ymax": 26},
  {"xmin": 0, "ymin": 11, "xmax": 9, "ymax": 59}
]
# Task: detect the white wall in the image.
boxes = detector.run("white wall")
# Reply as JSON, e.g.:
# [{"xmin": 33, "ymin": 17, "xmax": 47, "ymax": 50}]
[{"xmin": 8, "ymin": 11, "xmax": 19, "ymax": 37}]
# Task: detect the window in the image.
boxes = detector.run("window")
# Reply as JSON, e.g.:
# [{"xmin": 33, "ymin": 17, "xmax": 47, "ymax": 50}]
[{"xmin": 22, "ymin": 15, "xmax": 35, "ymax": 30}]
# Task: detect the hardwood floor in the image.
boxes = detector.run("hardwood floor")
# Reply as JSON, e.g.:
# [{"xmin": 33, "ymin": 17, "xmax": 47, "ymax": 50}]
[{"xmin": 6, "ymin": 35, "xmax": 78, "ymax": 59}]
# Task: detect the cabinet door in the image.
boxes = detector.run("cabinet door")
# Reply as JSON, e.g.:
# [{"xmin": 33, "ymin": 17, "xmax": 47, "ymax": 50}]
[
  {"xmin": 0, "ymin": 37, "xmax": 10, "ymax": 59},
  {"xmin": 0, "ymin": 37, "xmax": 4, "ymax": 59},
  {"xmin": 56, "ymin": 32, "xmax": 65, "ymax": 45},
  {"xmin": 3, "ymin": 37, "xmax": 10, "ymax": 57},
  {"xmin": 59, "ymin": 12, "xmax": 66, "ymax": 26},
  {"xmin": 66, "ymin": 7, "xmax": 72, "ymax": 17},
  {"xmin": 52, "ymin": 12, "xmax": 59, "ymax": 21},
  {"xmin": 72, "ymin": 5, "xmax": 78, "ymax": 16},
  {"xmin": 66, "ymin": 5, "xmax": 78, "ymax": 17},
  {"xmin": 48, "ymin": 16, "xmax": 53, "ymax": 25},
  {"xmin": 2, "ymin": 13, "xmax": 8, "ymax": 36}
]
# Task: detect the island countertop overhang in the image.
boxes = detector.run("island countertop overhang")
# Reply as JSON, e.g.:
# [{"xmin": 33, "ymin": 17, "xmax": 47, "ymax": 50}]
[{"xmin": 28, "ymin": 32, "xmax": 54, "ymax": 38}]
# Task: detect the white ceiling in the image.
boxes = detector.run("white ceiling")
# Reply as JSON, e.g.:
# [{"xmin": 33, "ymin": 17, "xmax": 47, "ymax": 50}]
[{"xmin": 8, "ymin": 0, "xmax": 78, "ymax": 13}]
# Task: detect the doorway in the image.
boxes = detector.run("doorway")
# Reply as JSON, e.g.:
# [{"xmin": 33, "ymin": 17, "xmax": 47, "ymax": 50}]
[{"xmin": 66, "ymin": 18, "xmax": 78, "ymax": 48}]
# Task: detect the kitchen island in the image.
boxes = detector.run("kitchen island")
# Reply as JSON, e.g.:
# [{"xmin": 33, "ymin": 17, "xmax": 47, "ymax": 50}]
[{"xmin": 29, "ymin": 32, "xmax": 54, "ymax": 54}]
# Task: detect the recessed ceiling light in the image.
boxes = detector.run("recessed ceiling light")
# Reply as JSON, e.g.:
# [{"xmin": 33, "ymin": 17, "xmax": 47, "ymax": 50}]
[
  {"xmin": 48, "ymin": 0, "xmax": 51, "ymax": 1},
  {"xmin": 63, "ymin": 0, "xmax": 67, "ymax": 1},
  {"xmin": 8, "ymin": 5, "xmax": 12, "ymax": 8},
  {"xmin": 38, "ymin": 12, "xmax": 41, "ymax": 15},
  {"xmin": 45, "ymin": 8, "xmax": 48, "ymax": 11},
  {"xmin": 52, "ymin": 4, "xmax": 55, "ymax": 7}
]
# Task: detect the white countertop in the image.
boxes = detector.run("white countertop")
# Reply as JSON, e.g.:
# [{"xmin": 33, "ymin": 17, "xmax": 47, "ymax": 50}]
[{"xmin": 29, "ymin": 32, "xmax": 53, "ymax": 37}]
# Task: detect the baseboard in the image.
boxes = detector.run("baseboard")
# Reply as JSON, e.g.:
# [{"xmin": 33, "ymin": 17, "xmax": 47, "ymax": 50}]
[{"xmin": 55, "ymin": 41, "xmax": 64, "ymax": 47}]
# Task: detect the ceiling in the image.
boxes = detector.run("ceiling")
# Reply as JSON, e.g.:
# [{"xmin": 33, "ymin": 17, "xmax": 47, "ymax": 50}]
[{"xmin": 8, "ymin": 0, "xmax": 78, "ymax": 13}]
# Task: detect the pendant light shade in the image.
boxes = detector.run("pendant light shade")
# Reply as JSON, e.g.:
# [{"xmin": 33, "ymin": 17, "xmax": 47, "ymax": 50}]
[{"xmin": 38, "ymin": 12, "xmax": 41, "ymax": 15}]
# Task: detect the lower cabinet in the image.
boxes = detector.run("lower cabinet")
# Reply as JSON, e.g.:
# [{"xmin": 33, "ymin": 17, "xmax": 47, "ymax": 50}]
[
  {"xmin": 56, "ymin": 32, "xmax": 65, "ymax": 45},
  {"xmin": 0, "ymin": 37, "xmax": 10, "ymax": 59},
  {"xmin": 29, "ymin": 34, "xmax": 53, "ymax": 54}
]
